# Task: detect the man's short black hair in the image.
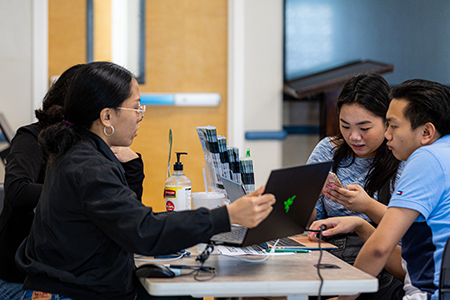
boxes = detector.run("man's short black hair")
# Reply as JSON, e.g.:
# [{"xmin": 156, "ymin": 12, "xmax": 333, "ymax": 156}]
[{"xmin": 391, "ymin": 79, "xmax": 450, "ymax": 136}]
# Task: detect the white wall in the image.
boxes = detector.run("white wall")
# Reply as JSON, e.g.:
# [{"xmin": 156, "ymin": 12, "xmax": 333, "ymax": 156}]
[
  {"xmin": 0, "ymin": 0, "xmax": 48, "ymax": 181},
  {"xmin": 0, "ymin": 1, "xmax": 33, "ymax": 130},
  {"xmin": 0, "ymin": 1, "xmax": 33, "ymax": 181},
  {"xmin": 0, "ymin": 0, "xmax": 48, "ymax": 131},
  {"xmin": 228, "ymin": 0, "xmax": 284, "ymax": 187}
]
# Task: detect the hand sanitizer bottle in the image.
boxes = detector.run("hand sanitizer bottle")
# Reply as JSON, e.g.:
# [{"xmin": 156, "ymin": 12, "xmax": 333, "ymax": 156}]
[{"xmin": 165, "ymin": 152, "xmax": 192, "ymax": 211}]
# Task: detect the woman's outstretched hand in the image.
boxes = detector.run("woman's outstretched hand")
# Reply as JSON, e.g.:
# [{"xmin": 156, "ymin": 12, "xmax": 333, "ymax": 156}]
[
  {"xmin": 307, "ymin": 216, "xmax": 375, "ymax": 243},
  {"xmin": 227, "ymin": 185, "xmax": 275, "ymax": 228}
]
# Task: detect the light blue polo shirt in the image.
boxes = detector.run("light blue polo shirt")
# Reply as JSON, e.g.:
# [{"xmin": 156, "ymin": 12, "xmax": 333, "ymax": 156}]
[{"xmin": 388, "ymin": 134, "xmax": 450, "ymax": 300}]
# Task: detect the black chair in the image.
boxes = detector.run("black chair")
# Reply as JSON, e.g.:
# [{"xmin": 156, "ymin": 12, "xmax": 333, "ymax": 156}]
[{"xmin": 440, "ymin": 237, "xmax": 450, "ymax": 299}]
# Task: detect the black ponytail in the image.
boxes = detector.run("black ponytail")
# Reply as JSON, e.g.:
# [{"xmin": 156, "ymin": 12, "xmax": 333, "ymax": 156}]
[{"xmin": 38, "ymin": 122, "xmax": 84, "ymax": 163}]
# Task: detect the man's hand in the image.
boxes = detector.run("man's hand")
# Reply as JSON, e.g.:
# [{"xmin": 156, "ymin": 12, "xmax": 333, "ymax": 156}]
[{"xmin": 227, "ymin": 185, "xmax": 275, "ymax": 228}]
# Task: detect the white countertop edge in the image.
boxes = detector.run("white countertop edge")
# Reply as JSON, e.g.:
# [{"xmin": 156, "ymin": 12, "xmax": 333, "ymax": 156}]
[{"xmin": 142, "ymin": 278, "xmax": 378, "ymax": 297}]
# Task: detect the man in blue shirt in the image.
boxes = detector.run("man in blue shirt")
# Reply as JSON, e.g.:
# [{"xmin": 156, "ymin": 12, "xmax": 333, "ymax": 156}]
[{"xmin": 309, "ymin": 79, "xmax": 450, "ymax": 300}]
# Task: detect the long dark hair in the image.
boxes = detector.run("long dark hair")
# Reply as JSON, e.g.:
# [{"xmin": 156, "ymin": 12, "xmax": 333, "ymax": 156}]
[
  {"xmin": 34, "ymin": 64, "xmax": 85, "ymax": 127},
  {"xmin": 39, "ymin": 61, "xmax": 133, "ymax": 161},
  {"xmin": 331, "ymin": 73, "xmax": 400, "ymax": 197}
]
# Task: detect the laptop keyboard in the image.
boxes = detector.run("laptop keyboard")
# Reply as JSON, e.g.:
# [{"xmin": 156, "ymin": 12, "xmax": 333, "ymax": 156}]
[
  {"xmin": 212, "ymin": 227, "xmax": 306, "ymax": 248},
  {"xmin": 268, "ymin": 237, "xmax": 305, "ymax": 247},
  {"xmin": 211, "ymin": 226, "xmax": 248, "ymax": 244}
]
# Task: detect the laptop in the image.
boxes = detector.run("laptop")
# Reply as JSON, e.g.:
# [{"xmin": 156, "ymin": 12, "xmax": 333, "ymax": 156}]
[
  {"xmin": 219, "ymin": 172, "xmax": 337, "ymax": 250},
  {"xmin": 210, "ymin": 161, "xmax": 333, "ymax": 247}
]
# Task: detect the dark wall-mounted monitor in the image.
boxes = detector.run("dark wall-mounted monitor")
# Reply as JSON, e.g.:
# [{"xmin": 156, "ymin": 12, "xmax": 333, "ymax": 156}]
[{"xmin": 284, "ymin": 0, "xmax": 450, "ymax": 86}]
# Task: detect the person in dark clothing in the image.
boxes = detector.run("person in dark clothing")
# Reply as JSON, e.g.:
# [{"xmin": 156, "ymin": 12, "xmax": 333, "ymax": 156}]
[
  {"xmin": 0, "ymin": 64, "xmax": 145, "ymax": 300},
  {"xmin": 15, "ymin": 61, "xmax": 275, "ymax": 300},
  {"xmin": 0, "ymin": 65, "xmax": 85, "ymax": 300}
]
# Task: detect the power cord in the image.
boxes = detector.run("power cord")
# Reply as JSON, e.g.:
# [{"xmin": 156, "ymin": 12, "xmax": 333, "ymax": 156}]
[
  {"xmin": 165, "ymin": 264, "xmax": 216, "ymax": 281},
  {"xmin": 196, "ymin": 243, "xmax": 214, "ymax": 264},
  {"xmin": 134, "ymin": 245, "xmax": 216, "ymax": 281},
  {"xmin": 193, "ymin": 243, "xmax": 216, "ymax": 281},
  {"xmin": 305, "ymin": 224, "xmax": 327, "ymax": 300},
  {"xmin": 134, "ymin": 251, "xmax": 190, "ymax": 262}
]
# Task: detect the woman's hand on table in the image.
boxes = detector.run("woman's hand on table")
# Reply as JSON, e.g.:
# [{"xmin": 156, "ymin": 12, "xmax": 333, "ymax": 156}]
[
  {"xmin": 308, "ymin": 216, "xmax": 365, "ymax": 239},
  {"xmin": 307, "ymin": 216, "xmax": 375, "ymax": 243}
]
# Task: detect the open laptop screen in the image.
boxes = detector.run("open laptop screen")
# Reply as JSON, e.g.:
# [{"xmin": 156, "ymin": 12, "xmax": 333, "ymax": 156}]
[
  {"xmin": 220, "ymin": 176, "xmax": 246, "ymax": 203},
  {"xmin": 213, "ymin": 161, "xmax": 333, "ymax": 247}
]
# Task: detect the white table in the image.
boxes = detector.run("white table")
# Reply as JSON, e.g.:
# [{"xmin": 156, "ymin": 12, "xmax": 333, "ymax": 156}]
[{"xmin": 136, "ymin": 248, "xmax": 378, "ymax": 300}]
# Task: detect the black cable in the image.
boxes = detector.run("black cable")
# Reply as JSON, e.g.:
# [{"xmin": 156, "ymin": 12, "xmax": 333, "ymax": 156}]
[
  {"xmin": 305, "ymin": 224, "xmax": 327, "ymax": 300},
  {"xmin": 316, "ymin": 224, "xmax": 326, "ymax": 300},
  {"xmin": 193, "ymin": 243, "xmax": 216, "ymax": 281},
  {"xmin": 193, "ymin": 266, "xmax": 216, "ymax": 281},
  {"xmin": 169, "ymin": 266, "xmax": 216, "ymax": 281},
  {"xmin": 196, "ymin": 243, "xmax": 214, "ymax": 264}
]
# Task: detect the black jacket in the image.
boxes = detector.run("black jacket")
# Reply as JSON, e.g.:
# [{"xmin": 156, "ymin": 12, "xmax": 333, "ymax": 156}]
[
  {"xmin": 15, "ymin": 130, "xmax": 230, "ymax": 300},
  {"xmin": 0, "ymin": 123, "xmax": 45, "ymax": 283},
  {"xmin": 0, "ymin": 123, "xmax": 145, "ymax": 283}
]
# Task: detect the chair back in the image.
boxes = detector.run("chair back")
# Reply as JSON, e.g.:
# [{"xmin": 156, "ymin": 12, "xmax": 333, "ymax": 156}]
[{"xmin": 440, "ymin": 237, "xmax": 450, "ymax": 299}]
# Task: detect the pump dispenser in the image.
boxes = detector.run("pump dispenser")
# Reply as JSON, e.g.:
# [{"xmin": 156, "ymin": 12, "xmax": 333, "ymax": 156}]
[{"xmin": 165, "ymin": 152, "xmax": 192, "ymax": 211}]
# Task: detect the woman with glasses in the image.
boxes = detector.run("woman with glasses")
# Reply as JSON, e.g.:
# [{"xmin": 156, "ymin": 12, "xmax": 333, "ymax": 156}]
[
  {"xmin": 0, "ymin": 64, "xmax": 147, "ymax": 300},
  {"xmin": 15, "ymin": 61, "xmax": 275, "ymax": 300}
]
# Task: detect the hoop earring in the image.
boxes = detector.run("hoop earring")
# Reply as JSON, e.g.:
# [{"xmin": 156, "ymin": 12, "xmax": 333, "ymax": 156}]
[{"xmin": 103, "ymin": 125, "xmax": 114, "ymax": 137}]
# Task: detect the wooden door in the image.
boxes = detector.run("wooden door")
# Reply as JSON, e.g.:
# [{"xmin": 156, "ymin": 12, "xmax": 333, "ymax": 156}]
[{"xmin": 48, "ymin": 0, "xmax": 228, "ymax": 211}]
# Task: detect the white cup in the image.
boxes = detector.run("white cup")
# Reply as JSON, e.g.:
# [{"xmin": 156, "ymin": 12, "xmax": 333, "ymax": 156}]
[{"xmin": 192, "ymin": 192, "xmax": 226, "ymax": 210}]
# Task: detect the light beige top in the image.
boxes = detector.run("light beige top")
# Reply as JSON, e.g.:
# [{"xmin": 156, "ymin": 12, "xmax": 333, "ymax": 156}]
[{"xmin": 136, "ymin": 246, "xmax": 377, "ymax": 299}]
